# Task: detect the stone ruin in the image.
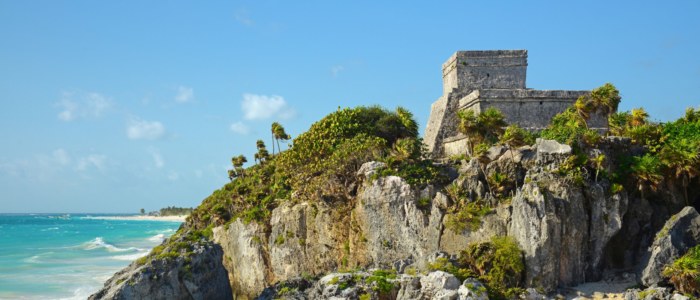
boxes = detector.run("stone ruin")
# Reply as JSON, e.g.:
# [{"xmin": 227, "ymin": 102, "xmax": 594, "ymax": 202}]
[{"xmin": 424, "ymin": 50, "xmax": 592, "ymax": 158}]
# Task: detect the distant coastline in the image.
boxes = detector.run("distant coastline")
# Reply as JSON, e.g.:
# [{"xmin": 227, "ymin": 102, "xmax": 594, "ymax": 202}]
[{"xmin": 83, "ymin": 215, "xmax": 187, "ymax": 222}]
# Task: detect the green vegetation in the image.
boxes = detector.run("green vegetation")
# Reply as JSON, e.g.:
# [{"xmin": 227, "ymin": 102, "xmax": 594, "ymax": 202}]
[
  {"xmin": 183, "ymin": 105, "xmax": 446, "ymax": 243},
  {"xmin": 663, "ymin": 245, "xmax": 700, "ymax": 297},
  {"xmin": 159, "ymin": 206, "xmax": 193, "ymax": 216},
  {"xmin": 445, "ymin": 201, "xmax": 492, "ymax": 233},
  {"xmin": 457, "ymin": 107, "xmax": 507, "ymax": 155},
  {"xmin": 429, "ymin": 236, "xmax": 524, "ymax": 300},
  {"xmin": 365, "ymin": 269, "xmax": 396, "ymax": 295}
]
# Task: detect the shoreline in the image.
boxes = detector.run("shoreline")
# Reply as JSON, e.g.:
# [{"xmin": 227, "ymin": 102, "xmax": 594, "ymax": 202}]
[{"xmin": 83, "ymin": 215, "xmax": 188, "ymax": 222}]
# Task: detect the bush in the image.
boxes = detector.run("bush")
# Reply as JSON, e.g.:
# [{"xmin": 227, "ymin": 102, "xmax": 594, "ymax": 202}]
[
  {"xmin": 445, "ymin": 202, "xmax": 492, "ymax": 233},
  {"xmin": 663, "ymin": 245, "xmax": 700, "ymax": 296},
  {"xmin": 459, "ymin": 236, "xmax": 525, "ymax": 299}
]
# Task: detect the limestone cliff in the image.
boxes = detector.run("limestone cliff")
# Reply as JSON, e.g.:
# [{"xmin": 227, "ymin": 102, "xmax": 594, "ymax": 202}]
[{"xmin": 91, "ymin": 136, "xmax": 698, "ymax": 299}]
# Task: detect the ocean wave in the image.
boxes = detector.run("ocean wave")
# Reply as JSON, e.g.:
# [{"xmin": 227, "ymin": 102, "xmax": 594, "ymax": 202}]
[
  {"xmin": 148, "ymin": 233, "xmax": 165, "ymax": 243},
  {"xmin": 110, "ymin": 251, "xmax": 149, "ymax": 261},
  {"xmin": 23, "ymin": 252, "xmax": 53, "ymax": 264},
  {"xmin": 82, "ymin": 237, "xmax": 139, "ymax": 252},
  {"xmin": 57, "ymin": 286, "xmax": 95, "ymax": 300}
]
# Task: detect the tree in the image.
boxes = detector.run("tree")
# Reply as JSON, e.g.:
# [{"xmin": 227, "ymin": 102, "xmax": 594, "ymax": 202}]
[
  {"xmin": 457, "ymin": 108, "xmax": 507, "ymax": 155},
  {"xmin": 231, "ymin": 155, "xmax": 248, "ymax": 179},
  {"xmin": 631, "ymin": 154, "xmax": 663, "ymax": 199},
  {"xmin": 573, "ymin": 97, "xmax": 591, "ymax": 127},
  {"xmin": 500, "ymin": 124, "xmax": 534, "ymax": 191},
  {"xmin": 586, "ymin": 83, "xmax": 621, "ymax": 117},
  {"xmin": 271, "ymin": 122, "xmax": 280, "ymax": 155},
  {"xmin": 255, "ymin": 140, "xmax": 269, "ymax": 165},
  {"xmin": 140, "ymin": 208, "xmax": 145, "ymax": 215},
  {"xmin": 630, "ymin": 108, "xmax": 649, "ymax": 127},
  {"xmin": 272, "ymin": 122, "xmax": 291, "ymax": 153},
  {"xmin": 660, "ymin": 136, "xmax": 699, "ymax": 205},
  {"xmin": 396, "ymin": 107, "xmax": 418, "ymax": 138},
  {"xmin": 591, "ymin": 154, "xmax": 606, "ymax": 183}
]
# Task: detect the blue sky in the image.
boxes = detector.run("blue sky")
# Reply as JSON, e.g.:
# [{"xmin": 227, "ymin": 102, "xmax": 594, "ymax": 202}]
[{"xmin": 1, "ymin": 1, "xmax": 698, "ymax": 213}]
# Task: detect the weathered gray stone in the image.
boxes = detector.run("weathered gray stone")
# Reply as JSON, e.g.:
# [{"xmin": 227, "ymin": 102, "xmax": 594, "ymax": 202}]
[
  {"xmin": 89, "ymin": 239, "xmax": 232, "ymax": 300},
  {"xmin": 356, "ymin": 161, "xmax": 387, "ymax": 179},
  {"xmin": 640, "ymin": 206, "xmax": 700, "ymax": 286},
  {"xmin": 457, "ymin": 278, "xmax": 489, "ymax": 300}
]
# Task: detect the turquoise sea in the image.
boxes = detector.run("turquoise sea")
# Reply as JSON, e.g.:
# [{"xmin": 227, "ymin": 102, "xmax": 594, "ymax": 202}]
[{"xmin": 0, "ymin": 214, "xmax": 183, "ymax": 299}]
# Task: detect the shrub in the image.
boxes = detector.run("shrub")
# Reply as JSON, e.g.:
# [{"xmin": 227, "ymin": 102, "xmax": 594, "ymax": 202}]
[
  {"xmin": 459, "ymin": 236, "xmax": 525, "ymax": 299},
  {"xmin": 445, "ymin": 202, "xmax": 492, "ymax": 233},
  {"xmin": 663, "ymin": 245, "xmax": 700, "ymax": 297}
]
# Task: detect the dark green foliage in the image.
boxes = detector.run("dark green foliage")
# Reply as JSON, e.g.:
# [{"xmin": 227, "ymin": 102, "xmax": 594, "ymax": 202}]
[
  {"xmin": 445, "ymin": 201, "xmax": 492, "ymax": 233},
  {"xmin": 459, "ymin": 236, "xmax": 524, "ymax": 299},
  {"xmin": 663, "ymin": 245, "xmax": 700, "ymax": 297},
  {"xmin": 457, "ymin": 108, "xmax": 507, "ymax": 154},
  {"xmin": 540, "ymin": 106, "xmax": 601, "ymax": 147},
  {"xmin": 365, "ymin": 270, "xmax": 396, "ymax": 294},
  {"xmin": 159, "ymin": 206, "xmax": 193, "ymax": 216},
  {"xmin": 429, "ymin": 237, "xmax": 525, "ymax": 300}
]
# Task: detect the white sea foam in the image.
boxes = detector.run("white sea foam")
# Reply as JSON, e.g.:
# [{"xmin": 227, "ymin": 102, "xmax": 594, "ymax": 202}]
[
  {"xmin": 82, "ymin": 237, "xmax": 138, "ymax": 252},
  {"xmin": 148, "ymin": 233, "xmax": 165, "ymax": 243},
  {"xmin": 57, "ymin": 286, "xmax": 95, "ymax": 300},
  {"xmin": 41, "ymin": 227, "xmax": 60, "ymax": 231}
]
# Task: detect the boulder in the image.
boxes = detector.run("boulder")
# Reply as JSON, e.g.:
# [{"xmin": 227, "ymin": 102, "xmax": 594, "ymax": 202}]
[{"xmin": 640, "ymin": 206, "xmax": 700, "ymax": 286}]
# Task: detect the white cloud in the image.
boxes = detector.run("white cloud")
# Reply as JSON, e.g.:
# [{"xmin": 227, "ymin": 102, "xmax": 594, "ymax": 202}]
[
  {"xmin": 148, "ymin": 148, "xmax": 165, "ymax": 168},
  {"xmin": 56, "ymin": 92, "xmax": 112, "ymax": 121},
  {"xmin": 229, "ymin": 121, "xmax": 250, "ymax": 135},
  {"xmin": 331, "ymin": 65, "xmax": 345, "ymax": 77},
  {"xmin": 167, "ymin": 171, "xmax": 180, "ymax": 181},
  {"xmin": 127, "ymin": 119, "xmax": 165, "ymax": 140},
  {"xmin": 175, "ymin": 86, "xmax": 194, "ymax": 103},
  {"xmin": 234, "ymin": 9, "xmax": 254, "ymax": 26},
  {"xmin": 52, "ymin": 149, "xmax": 71, "ymax": 166},
  {"xmin": 76, "ymin": 154, "xmax": 106, "ymax": 171},
  {"xmin": 241, "ymin": 93, "xmax": 296, "ymax": 120}
]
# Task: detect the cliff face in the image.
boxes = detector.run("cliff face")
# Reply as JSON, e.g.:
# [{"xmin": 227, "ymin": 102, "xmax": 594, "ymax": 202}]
[{"xmin": 92, "ymin": 138, "xmax": 694, "ymax": 299}]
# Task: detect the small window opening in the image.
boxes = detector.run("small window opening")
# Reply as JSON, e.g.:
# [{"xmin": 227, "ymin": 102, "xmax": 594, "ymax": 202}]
[{"xmin": 539, "ymin": 101, "xmax": 543, "ymax": 105}]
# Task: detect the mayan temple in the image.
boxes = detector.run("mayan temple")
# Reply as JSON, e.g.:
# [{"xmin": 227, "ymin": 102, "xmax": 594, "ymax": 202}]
[{"xmin": 424, "ymin": 50, "xmax": 596, "ymax": 157}]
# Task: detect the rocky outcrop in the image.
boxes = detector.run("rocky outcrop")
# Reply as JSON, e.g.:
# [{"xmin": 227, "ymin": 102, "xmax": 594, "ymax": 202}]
[
  {"xmin": 639, "ymin": 206, "xmax": 700, "ymax": 286},
  {"xmin": 89, "ymin": 240, "xmax": 231, "ymax": 300},
  {"xmin": 260, "ymin": 271, "xmax": 490, "ymax": 300},
  {"xmin": 94, "ymin": 138, "xmax": 698, "ymax": 298}
]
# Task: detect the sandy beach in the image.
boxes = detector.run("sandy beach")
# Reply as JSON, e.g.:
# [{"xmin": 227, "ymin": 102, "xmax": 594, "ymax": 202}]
[{"xmin": 83, "ymin": 215, "xmax": 188, "ymax": 222}]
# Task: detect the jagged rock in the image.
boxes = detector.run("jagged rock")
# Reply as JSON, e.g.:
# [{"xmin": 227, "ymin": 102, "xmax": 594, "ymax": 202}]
[
  {"xmin": 486, "ymin": 145, "xmax": 506, "ymax": 161},
  {"xmin": 457, "ymin": 278, "xmax": 488, "ymax": 300},
  {"xmin": 89, "ymin": 240, "xmax": 231, "ymax": 300},
  {"xmin": 535, "ymin": 138, "xmax": 571, "ymax": 168},
  {"xmin": 586, "ymin": 183, "xmax": 629, "ymax": 280},
  {"xmin": 396, "ymin": 275, "xmax": 422, "ymax": 300},
  {"xmin": 357, "ymin": 161, "xmax": 387, "ymax": 179},
  {"xmin": 520, "ymin": 288, "xmax": 546, "ymax": 300},
  {"xmin": 419, "ymin": 271, "xmax": 461, "ymax": 298},
  {"xmin": 640, "ymin": 206, "xmax": 700, "ymax": 286},
  {"xmin": 213, "ymin": 220, "xmax": 269, "ymax": 298},
  {"xmin": 509, "ymin": 170, "xmax": 588, "ymax": 291},
  {"xmin": 624, "ymin": 287, "xmax": 673, "ymax": 300},
  {"xmin": 355, "ymin": 176, "xmax": 443, "ymax": 269}
]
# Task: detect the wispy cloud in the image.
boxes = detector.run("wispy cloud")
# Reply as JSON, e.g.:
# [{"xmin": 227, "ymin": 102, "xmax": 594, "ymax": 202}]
[
  {"xmin": 0, "ymin": 149, "xmax": 108, "ymax": 181},
  {"xmin": 56, "ymin": 91, "xmax": 112, "ymax": 121},
  {"xmin": 167, "ymin": 171, "xmax": 180, "ymax": 181},
  {"xmin": 126, "ymin": 118, "xmax": 165, "ymax": 140},
  {"xmin": 148, "ymin": 147, "xmax": 165, "ymax": 168},
  {"xmin": 175, "ymin": 86, "xmax": 194, "ymax": 103},
  {"xmin": 241, "ymin": 93, "xmax": 296, "ymax": 120},
  {"xmin": 76, "ymin": 154, "xmax": 107, "ymax": 171},
  {"xmin": 331, "ymin": 65, "xmax": 345, "ymax": 77},
  {"xmin": 234, "ymin": 9, "xmax": 254, "ymax": 26},
  {"xmin": 229, "ymin": 121, "xmax": 250, "ymax": 135}
]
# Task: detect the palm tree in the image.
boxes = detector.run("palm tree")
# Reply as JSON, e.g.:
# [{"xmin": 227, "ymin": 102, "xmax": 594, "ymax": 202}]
[
  {"xmin": 631, "ymin": 154, "xmax": 663, "ymax": 199},
  {"xmin": 573, "ymin": 97, "xmax": 591, "ymax": 128},
  {"xmin": 458, "ymin": 109, "xmax": 480, "ymax": 155},
  {"xmin": 254, "ymin": 140, "xmax": 269, "ymax": 165},
  {"xmin": 231, "ymin": 155, "xmax": 247, "ymax": 178},
  {"xmin": 660, "ymin": 140, "xmax": 699, "ymax": 204},
  {"xmin": 477, "ymin": 108, "xmax": 507, "ymax": 145},
  {"xmin": 591, "ymin": 154, "xmax": 606, "ymax": 183},
  {"xmin": 500, "ymin": 125, "xmax": 530, "ymax": 191},
  {"xmin": 271, "ymin": 122, "xmax": 280, "ymax": 155},
  {"xmin": 630, "ymin": 108, "xmax": 649, "ymax": 127},
  {"xmin": 396, "ymin": 107, "xmax": 418, "ymax": 137},
  {"xmin": 587, "ymin": 83, "xmax": 621, "ymax": 117},
  {"xmin": 272, "ymin": 123, "xmax": 290, "ymax": 152}
]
